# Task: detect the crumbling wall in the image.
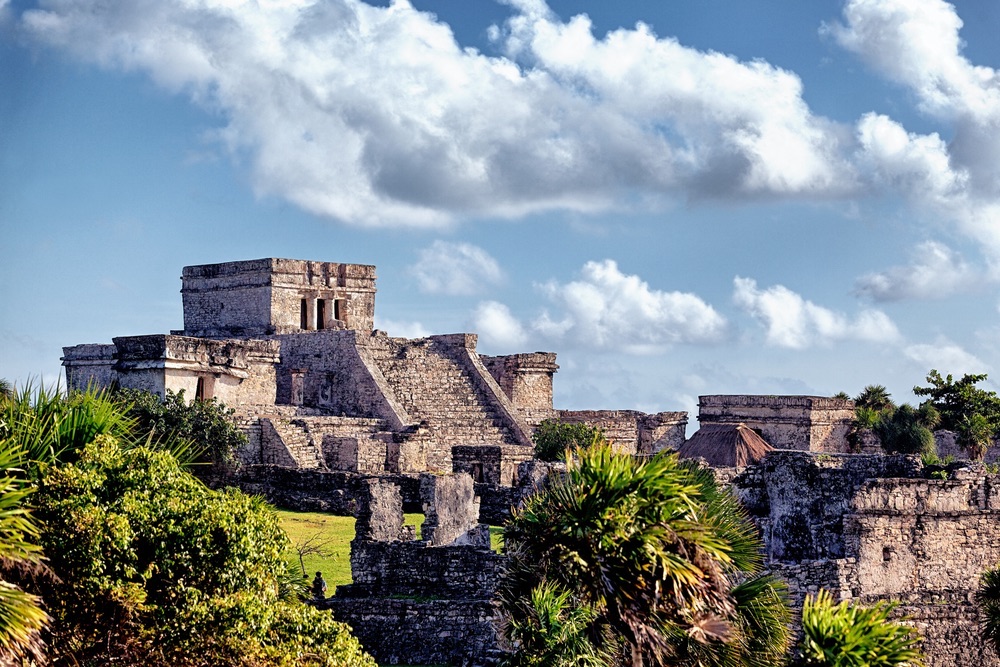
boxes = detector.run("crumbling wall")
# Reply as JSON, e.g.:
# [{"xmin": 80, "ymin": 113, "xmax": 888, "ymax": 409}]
[
  {"xmin": 557, "ymin": 409, "xmax": 687, "ymax": 455},
  {"xmin": 733, "ymin": 452, "xmax": 1000, "ymax": 667},
  {"xmin": 330, "ymin": 472, "xmax": 502, "ymax": 666}
]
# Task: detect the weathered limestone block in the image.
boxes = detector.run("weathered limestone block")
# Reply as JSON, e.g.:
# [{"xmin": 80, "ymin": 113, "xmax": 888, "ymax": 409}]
[
  {"xmin": 355, "ymin": 478, "xmax": 406, "ymax": 542},
  {"xmin": 420, "ymin": 473, "xmax": 482, "ymax": 547}
]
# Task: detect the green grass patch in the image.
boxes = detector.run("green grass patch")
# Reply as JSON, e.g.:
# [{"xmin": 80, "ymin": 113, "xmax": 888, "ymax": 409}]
[
  {"xmin": 276, "ymin": 510, "xmax": 503, "ymax": 589},
  {"xmin": 276, "ymin": 510, "xmax": 355, "ymax": 588},
  {"xmin": 276, "ymin": 510, "xmax": 426, "ymax": 588}
]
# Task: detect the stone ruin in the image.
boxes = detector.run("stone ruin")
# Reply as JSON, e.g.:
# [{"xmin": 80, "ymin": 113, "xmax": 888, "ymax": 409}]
[
  {"xmin": 57, "ymin": 258, "xmax": 1000, "ymax": 666},
  {"xmin": 326, "ymin": 473, "xmax": 506, "ymax": 666},
  {"xmin": 62, "ymin": 258, "xmax": 688, "ymax": 476}
]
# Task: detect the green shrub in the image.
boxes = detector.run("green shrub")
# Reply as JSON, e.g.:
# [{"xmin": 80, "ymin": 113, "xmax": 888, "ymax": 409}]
[
  {"xmin": 32, "ymin": 435, "xmax": 373, "ymax": 667},
  {"xmin": 798, "ymin": 590, "xmax": 923, "ymax": 667},
  {"xmin": 876, "ymin": 404, "xmax": 936, "ymax": 457},
  {"xmin": 531, "ymin": 419, "xmax": 603, "ymax": 461},
  {"xmin": 118, "ymin": 388, "xmax": 248, "ymax": 471}
]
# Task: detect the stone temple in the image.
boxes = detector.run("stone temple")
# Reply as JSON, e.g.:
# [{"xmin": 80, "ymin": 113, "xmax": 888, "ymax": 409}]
[{"xmin": 62, "ymin": 258, "xmax": 688, "ymax": 476}]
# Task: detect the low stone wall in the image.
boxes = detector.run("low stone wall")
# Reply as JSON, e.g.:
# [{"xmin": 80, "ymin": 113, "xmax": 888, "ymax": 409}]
[
  {"xmin": 231, "ymin": 465, "xmax": 421, "ymax": 514},
  {"xmin": 340, "ymin": 540, "xmax": 503, "ymax": 599},
  {"xmin": 327, "ymin": 598, "xmax": 503, "ymax": 667}
]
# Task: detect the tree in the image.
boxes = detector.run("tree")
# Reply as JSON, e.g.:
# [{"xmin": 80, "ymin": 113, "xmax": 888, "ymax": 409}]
[
  {"xmin": 500, "ymin": 444, "xmax": 790, "ymax": 666},
  {"xmin": 118, "ymin": 388, "xmax": 249, "ymax": 472},
  {"xmin": 854, "ymin": 385, "xmax": 895, "ymax": 414},
  {"xmin": 914, "ymin": 370, "xmax": 1000, "ymax": 433},
  {"xmin": 531, "ymin": 419, "xmax": 604, "ymax": 462},
  {"xmin": 797, "ymin": 590, "xmax": 923, "ymax": 667},
  {"xmin": 914, "ymin": 370, "xmax": 1000, "ymax": 459},
  {"xmin": 32, "ymin": 435, "xmax": 374, "ymax": 667},
  {"xmin": 876, "ymin": 404, "xmax": 936, "ymax": 457}
]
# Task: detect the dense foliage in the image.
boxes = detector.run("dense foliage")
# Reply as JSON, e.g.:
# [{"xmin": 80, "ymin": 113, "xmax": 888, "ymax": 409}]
[
  {"xmin": 798, "ymin": 590, "xmax": 923, "ymax": 667},
  {"xmin": 849, "ymin": 385, "xmax": 937, "ymax": 457},
  {"xmin": 31, "ymin": 435, "xmax": 373, "ymax": 666},
  {"xmin": 531, "ymin": 419, "xmax": 604, "ymax": 462},
  {"xmin": 0, "ymin": 383, "xmax": 373, "ymax": 666},
  {"xmin": 914, "ymin": 370, "xmax": 1000, "ymax": 459},
  {"xmin": 501, "ymin": 443, "xmax": 790, "ymax": 667},
  {"xmin": 118, "ymin": 388, "xmax": 248, "ymax": 470}
]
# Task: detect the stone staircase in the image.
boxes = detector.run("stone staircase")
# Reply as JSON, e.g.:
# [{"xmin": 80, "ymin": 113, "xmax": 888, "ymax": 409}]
[
  {"xmin": 260, "ymin": 416, "xmax": 390, "ymax": 470},
  {"xmin": 372, "ymin": 339, "xmax": 521, "ymax": 448}
]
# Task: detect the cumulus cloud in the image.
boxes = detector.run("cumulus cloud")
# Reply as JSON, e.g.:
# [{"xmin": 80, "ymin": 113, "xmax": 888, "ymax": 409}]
[
  {"xmin": 854, "ymin": 240, "xmax": 983, "ymax": 301},
  {"xmin": 532, "ymin": 260, "xmax": 727, "ymax": 353},
  {"xmin": 374, "ymin": 317, "xmax": 431, "ymax": 339},
  {"xmin": 733, "ymin": 277, "xmax": 900, "ymax": 349},
  {"xmin": 831, "ymin": 0, "xmax": 1000, "ymax": 257},
  {"xmin": 19, "ymin": 0, "xmax": 861, "ymax": 227},
  {"xmin": 904, "ymin": 339, "xmax": 987, "ymax": 375},
  {"xmin": 472, "ymin": 301, "xmax": 528, "ymax": 349},
  {"xmin": 409, "ymin": 241, "xmax": 504, "ymax": 295}
]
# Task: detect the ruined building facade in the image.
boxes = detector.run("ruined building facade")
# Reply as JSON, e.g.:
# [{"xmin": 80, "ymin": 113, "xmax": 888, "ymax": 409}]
[{"xmin": 62, "ymin": 258, "xmax": 687, "ymax": 474}]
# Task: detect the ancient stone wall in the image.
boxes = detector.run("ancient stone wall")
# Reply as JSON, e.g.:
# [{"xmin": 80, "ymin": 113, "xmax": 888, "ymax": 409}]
[
  {"xmin": 330, "ymin": 472, "xmax": 503, "ymax": 666},
  {"xmin": 229, "ymin": 465, "xmax": 421, "ymax": 514},
  {"xmin": 180, "ymin": 258, "xmax": 376, "ymax": 337},
  {"xmin": 557, "ymin": 409, "xmax": 687, "ymax": 455},
  {"xmin": 481, "ymin": 352, "xmax": 558, "ymax": 427},
  {"xmin": 699, "ymin": 395, "xmax": 854, "ymax": 452},
  {"xmin": 61, "ymin": 344, "xmax": 118, "ymax": 392},
  {"xmin": 452, "ymin": 445, "xmax": 534, "ymax": 486},
  {"xmin": 732, "ymin": 451, "xmax": 1000, "ymax": 667}
]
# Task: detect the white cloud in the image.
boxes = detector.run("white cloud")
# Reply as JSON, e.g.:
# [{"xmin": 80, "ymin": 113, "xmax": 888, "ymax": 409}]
[
  {"xmin": 472, "ymin": 301, "xmax": 528, "ymax": 349},
  {"xmin": 409, "ymin": 241, "xmax": 504, "ymax": 295},
  {"xmin": 733, "ymin": 276, "xmax": 900, "ymax": 349},
  {"xmin": 828, "ymin": 0, "xmax": 1000, "ymax": 122},
  {"xmin": 904, "ymin": 339, "xmax": 987, "ymax": 375},
  {"xmin": 373, "ymin": 317, "xmax": 431, "ymax": 339},
  {"xmin": 532, "ymin": 260, "xmax": 727, "ymax": 353},
  {"xmin": 19, "ymin": 0, "xmax": 859, "ymax": 228},
  {"xmin": 854, "ymin": 240, "xmax": 983, "ymax": 301},
  {"xmin": 831, "ymin": 0, "xmax": 1000, "ymax": 258}
]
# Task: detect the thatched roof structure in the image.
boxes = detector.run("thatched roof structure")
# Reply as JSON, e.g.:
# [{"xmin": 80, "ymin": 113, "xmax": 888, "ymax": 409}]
[{"xmin": 677, "ymin": 423, "xmax": 774, "ymax": 468}]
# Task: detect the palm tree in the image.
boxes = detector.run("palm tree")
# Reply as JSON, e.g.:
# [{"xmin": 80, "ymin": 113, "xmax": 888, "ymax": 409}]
[
  {"xmin": 500, "ymin": 442, "xmax": 790, "ymax": 667},
  {"xmin": 854, "ymin": 385, "xmax": 895, "ymax": 414},
  {"xmin": 0, "ymin": 435, "xmax": 48, "ymax": 661},
  {"xmin": 978, "ymin": 566, "xmax": 1000, "ymax": 655},
  {"xmin": 798, "ymin": 590, "xmax": 923, "ymax": 667}
]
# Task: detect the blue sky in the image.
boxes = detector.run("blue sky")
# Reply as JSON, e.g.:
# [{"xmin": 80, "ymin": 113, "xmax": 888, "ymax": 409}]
[{"xmin": 3, "ymin": 0, "xmax": 1000, "ymax": 421}]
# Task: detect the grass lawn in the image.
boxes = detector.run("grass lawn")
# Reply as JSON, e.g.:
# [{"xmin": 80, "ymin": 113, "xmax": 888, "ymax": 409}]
[{"xmin": 276, "ymin": 510, "xmax": 427, "ymax": 588}]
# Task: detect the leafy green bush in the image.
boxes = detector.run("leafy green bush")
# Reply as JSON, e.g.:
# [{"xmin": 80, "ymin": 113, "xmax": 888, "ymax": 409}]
[
  {"xmin": 798, "ymin": 590, "xmax": 923, "ymax": 667},
  {"xmin": 118, "ymin": 388, "xmax": 248, "ymax": 471},
  {"xmin": 32, "ymin": 435, "xmax": 373, "ymax": 667},
  {"xmin": 876, "ymin": 404, "xmax": 936, "ymax": 457},
  {"xmin": 531, "ymin": 419, "xmax": 603, "ymax": 461}
]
